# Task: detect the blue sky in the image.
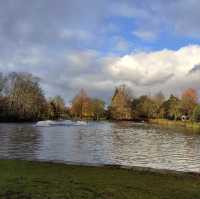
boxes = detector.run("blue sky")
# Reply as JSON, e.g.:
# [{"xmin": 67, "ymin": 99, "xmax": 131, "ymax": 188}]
[{"xmin": 0, "ymin": 0, "xmax": 200, "ymax": 102}]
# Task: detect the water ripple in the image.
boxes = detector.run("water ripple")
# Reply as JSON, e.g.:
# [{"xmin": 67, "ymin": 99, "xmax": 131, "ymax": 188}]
[{"xmin": 0, "ymin": 122, "xmax": 200, "ymax": 172}]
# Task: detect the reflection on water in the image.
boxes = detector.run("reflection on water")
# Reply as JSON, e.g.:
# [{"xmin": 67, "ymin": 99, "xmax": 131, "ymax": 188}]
[
  {"xmin": 0, "ymin": 122, "xmax": 200, "ymax": 172},
  {"xmin": 0, "ymin": 123, "xmax": 40, "ymax": 159}
]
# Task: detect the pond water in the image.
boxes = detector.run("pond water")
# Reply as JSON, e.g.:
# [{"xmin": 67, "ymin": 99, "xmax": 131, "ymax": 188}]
[{"xmin": 0, "ymin": 121, "xmax": 200, "ymax": 172}]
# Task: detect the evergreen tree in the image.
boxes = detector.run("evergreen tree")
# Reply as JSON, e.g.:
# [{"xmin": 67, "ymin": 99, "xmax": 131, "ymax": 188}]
[{"xmin": 162, "ymin": 95, "xmax": 181, "ymax": 120}]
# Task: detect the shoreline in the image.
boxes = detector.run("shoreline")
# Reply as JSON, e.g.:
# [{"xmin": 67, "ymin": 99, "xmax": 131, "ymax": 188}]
[
  {"xmin": 149, "ymin": 118, "xmax": 200, "ymax": 132},
  {"xmin": 2, "ymin": 158, "xmax": 200, "ymax": 177}
]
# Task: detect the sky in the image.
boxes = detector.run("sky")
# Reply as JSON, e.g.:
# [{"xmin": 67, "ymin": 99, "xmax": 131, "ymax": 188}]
[{"xmin": 1, "ymin": 0, "xmax": 200, "ymax": 103}]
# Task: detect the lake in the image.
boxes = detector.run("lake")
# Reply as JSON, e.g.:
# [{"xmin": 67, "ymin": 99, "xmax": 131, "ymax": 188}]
[{"xmin": 0, "ymin": 121, "xmax": 200, "ymax": 172}]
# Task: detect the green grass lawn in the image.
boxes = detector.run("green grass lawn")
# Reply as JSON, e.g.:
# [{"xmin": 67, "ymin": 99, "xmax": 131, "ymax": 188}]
[{"xmin": 0, "ymin": 160, "xmax": 200, "ymax": 199}]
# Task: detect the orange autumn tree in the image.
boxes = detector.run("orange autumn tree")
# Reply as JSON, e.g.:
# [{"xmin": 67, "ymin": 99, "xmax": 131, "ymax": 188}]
[
  {"xmin": 71, "ymin": 89, "xmax": 93, "ymax": 119},
  {"xmin": 110, "ymin": 85, "xmax": 132, "ymax": 120},
  {"xmin": 181, "ymin": 88, "xmax": 198, "ymax": 117}
]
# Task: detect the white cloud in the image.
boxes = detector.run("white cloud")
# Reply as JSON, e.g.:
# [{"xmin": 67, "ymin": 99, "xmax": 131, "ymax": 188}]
[
  {"xmin": 0, "ymin": 44, "xmax": 200, "ymax": 102},
  {"xmin": 111, "ymin": 1, "xmax": 200, "ymax": 39},
  {"xmin": 110, "ymin": 2, "xmax": 149, "ymax": 19},
  {"xmin": 132, "ymin": 30, "xmax": 157, "ymax": 41},
  {"xmin": 60, "ymin": 29, "xmax": 93, "ymax": 41},
  {"xmin": 65, "ymin": 49, "xmax": 98, "ymax": 72},
  {"xmin": 112, "ymin": 36, "xmax": 131, "ymax": 52},
  {"xmin": 105, "ymin": 45, "xmax": 200, "ymax": 96}
]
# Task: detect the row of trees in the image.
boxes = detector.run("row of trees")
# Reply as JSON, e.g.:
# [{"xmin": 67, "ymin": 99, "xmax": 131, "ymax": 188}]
[
  {"xmin": 70, "ymin": 84, "xmax": 200, "ymax": 122},
  {"xmin": 108, "ymin": 85, "xmax": 200, "ymax": 122},
  {"xmin": 0, "ymin": 72, "xmax": 199, "ymax": 122}
]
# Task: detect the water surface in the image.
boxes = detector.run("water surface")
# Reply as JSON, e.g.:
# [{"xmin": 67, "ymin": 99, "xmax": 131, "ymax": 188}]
[{"xmin": 0, "ymin": 122, "xmax": 200, "ymax": 172}]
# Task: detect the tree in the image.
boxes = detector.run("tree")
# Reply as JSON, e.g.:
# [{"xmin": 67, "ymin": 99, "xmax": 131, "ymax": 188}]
[
  {"xmin": 6, "ymin": 72, "xmax": 47, "ymax": 121},
  {"xmin": 153, "ymin": 91, "xmax": 165, "ymax": 106},
  {"xmin": 0, "ymin": 96, "xmax": 9, "ymax": 121},
  {"xmin": 134, "ymin": 95, "xmax": 159, "ymax": 120},
  {"xmin": 92, "ymin": 99, "xmax": 105, "ymax": 120},
  {"xmin": 110, "ymin": 85, "xmax": 132, "ymax": 120},
  {"xmin": 192, "ymin": 105, "xmax": 200, "ymax": 122},
  {"xmin": 162, "ymin": 95, "xmax": 181, "ymax": 120},
  {"xmin": 0, "ymin": 73, "xmax": 8, "ymax": 120},
  {"xmin": 181, "ymin": 88, "xmax": 198, "ymax": 117},
  {"xmin": 0, "ymin": 72, "xmax": 6, "ymax": 95},
  {"xmin": 71, "ymin": 89, "xmax": 93, "ymax": 119},
  {"xmin": 48, "ymin": 96, "xmax": 66, "ymax": 119}
]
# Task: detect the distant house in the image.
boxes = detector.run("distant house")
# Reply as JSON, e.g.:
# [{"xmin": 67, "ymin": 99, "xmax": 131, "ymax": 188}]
[{"xmin": 181, "ymin": 115, "xmax": 188, "ymax": 122}]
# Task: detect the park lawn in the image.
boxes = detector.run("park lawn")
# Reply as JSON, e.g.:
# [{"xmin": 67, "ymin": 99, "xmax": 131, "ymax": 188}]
[{"xmin": 0, "ymin": 160, "xmax": 200, "ymax": 199}]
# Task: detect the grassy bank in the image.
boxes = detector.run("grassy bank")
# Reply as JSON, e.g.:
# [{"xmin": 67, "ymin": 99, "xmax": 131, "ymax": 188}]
[
  {"xmin": 150, "ymin": 119, "xmax": 200, "ymax": 133},
  {"xmin": 1, "ymin": 160, "xmax": 200, "ymax": 198}
]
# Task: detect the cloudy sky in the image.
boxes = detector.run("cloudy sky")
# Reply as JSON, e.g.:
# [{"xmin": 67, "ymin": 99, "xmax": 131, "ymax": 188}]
[{"xmin": 1, "ymin": 0, "xmax": 200, "ymax": 103}]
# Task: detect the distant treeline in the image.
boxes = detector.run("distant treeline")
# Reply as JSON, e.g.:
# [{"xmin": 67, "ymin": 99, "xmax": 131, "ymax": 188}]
[{"xmin": 0, "ymin": 72, "xmax": 199, "ymax": 122}]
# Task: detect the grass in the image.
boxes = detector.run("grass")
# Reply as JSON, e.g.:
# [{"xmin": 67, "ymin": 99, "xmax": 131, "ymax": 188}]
[
  {"xmin": 150, "ymin": 119, "xmax": 200, "ymax": 133},
  {"xmin": 0, "ymin": 160, "xmax": 200, "ymax": 198}
]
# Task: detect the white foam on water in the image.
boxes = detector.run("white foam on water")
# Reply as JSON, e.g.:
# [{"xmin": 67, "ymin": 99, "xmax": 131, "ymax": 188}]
[
  {"xmin": 35, "ymin": 120, "xmax": 87, "ymax": 127},
  {"xmin": 75, "ymin": 121, "xmax": 87, "ymax": 126},
  {"xmin": 35, "ymin": 120, "xmax": 55, "ymax": 127}
]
